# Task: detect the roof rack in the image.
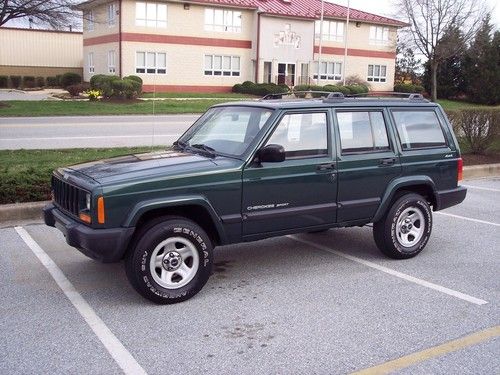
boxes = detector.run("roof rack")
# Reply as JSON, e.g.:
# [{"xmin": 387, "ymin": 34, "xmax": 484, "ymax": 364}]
[
  {"xmin": 260, "ymin": 91, "xmax": 333, "ymax": 100},
  {"xmin": 261, "ymin": 91, "xmax": 428, "ymax": 102}
]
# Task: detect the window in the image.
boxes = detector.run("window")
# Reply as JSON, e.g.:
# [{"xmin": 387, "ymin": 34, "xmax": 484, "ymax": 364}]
[
  {"xmin": 313, "ymin": 61, "xmax": 342, "ymax": 81},
  {"xmin": 204, "ymin": 8, "xmax": 241, "ymax": 32},
  {"xmin": 136, "ymin": 52, "xmax": 167, "ymax": 74},
  {"xmin": 108, "ymin": 2, "xmax": 117, "ymax": 26},
  {"xmin": 88, "ymin": 52, "xmax": 95, "ymax": 73},
  {"xmin": 367, "ymin": 64, "xmax": 387, "ymax": 83},
  {"xmin": 266, "ymin": 113, "xmax": 328, "ymax": 158},
  {"xmin": 136, "ymin": 2, "xmax": 167, "ymax": 27},
  {"xmin": 337, "ymin": 111, "xmax": 390, "ymax": 154},
  {"xmin": 108, "ymin": 50, "xmax": 116, "ymax": 74},
  {"xmin": 86, "ymin": 11, "xmax": 94, "ymax": 31},
  {"xmin": 393, "ymin": 111, "xmax": 447, "ymax": 150},
  {"xmin": 369, "ymin": 26, "xmax": 389, "ymax": 45},
  {"xmin": 204, "ymin": 55, "xmax": 240, "ymax": 76},
  {"xmin": 314, "ymin": 20, "xmax": 344, "ymax": 42}
]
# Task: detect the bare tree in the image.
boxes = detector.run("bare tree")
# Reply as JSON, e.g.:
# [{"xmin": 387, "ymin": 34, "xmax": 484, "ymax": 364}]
[
  {"xmin": 0, "ymin": 1, "xmax": 81, "ymax": 29},
  {"xmin": 396, "ymin": 0, "xmax": 486, "ymax": 101}
]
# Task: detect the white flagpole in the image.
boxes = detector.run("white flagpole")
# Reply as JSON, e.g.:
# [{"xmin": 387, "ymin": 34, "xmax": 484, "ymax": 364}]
[
  {"xmin": 342, "ymin": 0, "xmax": 350, "ymax": 86},
  {"xmin": 317, "ymin": 0, "xmax": 324, "ymax": 85}
]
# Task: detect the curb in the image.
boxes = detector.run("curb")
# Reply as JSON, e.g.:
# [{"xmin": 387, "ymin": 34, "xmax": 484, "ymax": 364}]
[{"xmin": 0, "ymin": 164, "xmax": 499, "ymax": 224}]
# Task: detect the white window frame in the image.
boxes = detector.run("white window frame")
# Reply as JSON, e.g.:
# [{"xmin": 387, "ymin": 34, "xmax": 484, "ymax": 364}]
[
  {"xmin": 135, "ymin": 51, "xmax": 167, "ymax": 74},
  {"xmin": 86, "ymin": 10, "xmax": 94, "ymax": 32},
  {"xmin": 204, "ymin": 8, "xmax": 241, "ymax": 33},
  {"xmin": 369, "ymin": 26, "xmax": 390, "ymax": 45},
  {"xmin": 108, "ymin": 2, "xmax": 117, "ymax": 26},
  {"xmin": 367, "ymin": 64, "xmax": 387, "ymax": 82},
  {"xmin": 315, "ymin": 20, "xmax": 344, "ymax": 42},
  {"xmin": 135, "ymin": 2, "xmax": 167, "ymax": 28},
  {"xmin": 313, "ymin": 61, "xmax": 342, "ymax": 81},
  {"xmin": 204, "ymin": 54, "xmax": 241, "ymax": 77},
  {"xmin": 88, "ymin": 52, "xmax": 95, "ymax": 73},
  {"xmin": 108, "ymin": 50, "xmax": 116, "ymax": 74}
]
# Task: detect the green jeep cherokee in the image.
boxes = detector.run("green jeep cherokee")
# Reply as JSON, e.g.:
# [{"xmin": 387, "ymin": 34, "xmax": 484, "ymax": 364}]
[{"xmin": 44, "ymin": 93, "xmax": 467, "ymax": 304}]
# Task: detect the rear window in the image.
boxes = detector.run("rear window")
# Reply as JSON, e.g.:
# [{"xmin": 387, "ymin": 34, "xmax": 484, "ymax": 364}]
[
  {"xmin": 337, "ymin": 111, "xmax": 390, "ymax": 154},
  {"xmin": 392, "ymin": 110, "xmax": 447, "ymax": 150}
]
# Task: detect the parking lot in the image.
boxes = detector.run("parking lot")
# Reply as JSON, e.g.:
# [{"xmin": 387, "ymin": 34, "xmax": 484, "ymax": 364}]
[{"xmin": 1, "ymin": 177, "xmax": 499, "ymax": 374}]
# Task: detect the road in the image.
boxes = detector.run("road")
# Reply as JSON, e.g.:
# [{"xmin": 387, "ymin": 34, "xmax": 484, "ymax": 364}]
[
  {"xmin": 1, "ymin": 177, "xmax": 499, "ymax": 374},
  {"xmin": 0, "ymin": 115, "xmax": 199, "ymax": 149}
]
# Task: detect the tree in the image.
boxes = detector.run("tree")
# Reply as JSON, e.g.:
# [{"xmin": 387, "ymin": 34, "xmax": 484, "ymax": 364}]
[
  {"xmin": 395, "ymin": 42, "xmax": 422, "ymax": 84},
  {"xmin": 397, "ymin": 0, "xmax": 485, "ymax": 102},
  {"xmin": 0, "ymin": 1, "xmax": 80, "ymax": 29}
]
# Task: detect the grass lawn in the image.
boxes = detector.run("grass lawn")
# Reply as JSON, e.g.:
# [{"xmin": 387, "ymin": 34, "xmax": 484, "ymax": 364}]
[
  {"xmin": 437, "ymin": 99, "xmax": 499, "ymax": 111},
  {"xmin": 141, "ymin": 92, "xmax": 256, "ymax": 99},
  {"xmin": 0, "ymin": 147, "xmax": 163, "ymax": 204}
]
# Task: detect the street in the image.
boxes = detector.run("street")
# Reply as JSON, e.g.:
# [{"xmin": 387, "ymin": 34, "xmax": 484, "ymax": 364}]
[
  {"xmin": 0, "ymin": 115, "xmax": 199, "ymax": 149},
  {"xmin": 1, "ymin": 177, "xmax": 499, "ymax": 374}
]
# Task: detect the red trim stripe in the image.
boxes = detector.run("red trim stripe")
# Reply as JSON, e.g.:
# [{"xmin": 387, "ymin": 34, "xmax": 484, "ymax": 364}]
[
  {"xmin": 142, "ymin": 84, "xmax": 233, "ymax": 93},
  {"xmin": 122, "ymin": 33, "xmax": 252, "ymax": 48},
  {"xmin": 314, "ymin": 46, "xmax": 396, "ymax": 59},
  {"xmin": 83, "ymin": 34, "xmax": 120, "ymax": 46}
]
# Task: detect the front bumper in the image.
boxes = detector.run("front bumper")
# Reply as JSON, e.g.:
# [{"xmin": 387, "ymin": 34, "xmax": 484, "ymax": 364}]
[
  {"xmin": 436, "ymin": 186, "xmax": 467, "ymax": 210},
  {"xmin": 43, "ymin": 203, "xmax": 135, "ymax": 263}
]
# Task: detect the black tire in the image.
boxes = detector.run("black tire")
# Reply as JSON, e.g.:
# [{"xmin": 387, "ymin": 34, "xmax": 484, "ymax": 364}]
[
  {"xmin": 373, "ymin": 193, "xmax": 432, "ymax": 259},
  {"xmin": 125, "ymin": 216, "xmax": 213, "ymax": 304}
]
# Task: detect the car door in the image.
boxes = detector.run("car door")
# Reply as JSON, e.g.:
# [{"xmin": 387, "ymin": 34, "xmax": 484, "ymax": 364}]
[
  {"xmin": 242, "ymin": 110, "xmax": 337, "ymax": 237},
  {"xmin": 334, "ymin": 108, "xmax": 402, "ymax": 222}
]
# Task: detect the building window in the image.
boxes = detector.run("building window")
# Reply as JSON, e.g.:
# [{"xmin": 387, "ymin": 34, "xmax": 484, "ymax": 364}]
[
  {"xmin": 204, "ymin": 55, "xmax": 240, "ymax": 76},
  {"xmin": 204, "ymin": 8, "xmax": 241, "ymax": 32},
  {"xmin": 313, "ymin": 62, "xmax": 342, "ymax": 81},
  {"xmin": 108, "ymin": 51, "xmax": 116, "ymax": 74},
  {"xmin": 108, "ymin": 2, "xmax": 117, "ymax": 26},
  {"xmin": 88, "ymin": 52, "xmax": 95, "ymax": 73},
  {"xmin": 314, "ymin": 20, "xmax": 344, "ymax": 42},
  {"xmin": 367, "ymin": 64, "xmax": 387, "ymax": 82},
  {"xmin": 136, "ymin": 2, "xmax": 167, "ymax": 28},
  {"xmin": 369, "ymin": 26, "xmax": 389, "ymax": 45},
  {"xmin": 136, "ymin": 52, "xmax": 166, "ymax": 74},
  {"xmin": 86, "ymin": 10, "xmax": 94, "ymax": 31}
]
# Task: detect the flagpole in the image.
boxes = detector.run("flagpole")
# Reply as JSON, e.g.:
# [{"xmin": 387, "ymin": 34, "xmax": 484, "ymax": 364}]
[
  {"xmin": 317, "ymin": 0, "xmax": 324, "ymax": 85},
  {"xmin": 342, "ymin": 0, "xmax": 350, "ymax": 86}
]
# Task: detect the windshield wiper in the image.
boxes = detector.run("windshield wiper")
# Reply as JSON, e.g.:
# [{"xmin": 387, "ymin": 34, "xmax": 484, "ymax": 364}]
[
  {"xmin": 190, "ymin": 143, "xmax": 217, "ymax": 157},
  {"xmin": 173, "ymin": 140, "xmax": 188, "ymax": 150}
]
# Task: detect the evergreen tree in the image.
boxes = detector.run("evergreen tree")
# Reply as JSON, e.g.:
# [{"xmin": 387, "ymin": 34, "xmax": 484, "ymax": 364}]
[{"xmin": 395, "ymin": 43, "xmax": 422, "ymax": 84}]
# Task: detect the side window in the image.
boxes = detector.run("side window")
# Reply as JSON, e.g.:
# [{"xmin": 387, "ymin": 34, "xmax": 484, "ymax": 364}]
[
  {"xmin": 266, "ymin": 112, "xmax": 328, "ymax": 158},
  {"xmin": 337, "ymin": 111, "xmax": 390, "ymax": 154},
  {"xmin": 393, "ymin": 111, "xmax": 447, "ymax": 149}
]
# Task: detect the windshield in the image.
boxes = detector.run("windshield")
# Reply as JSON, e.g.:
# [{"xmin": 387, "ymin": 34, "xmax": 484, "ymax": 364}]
[{"xmin": 178, "ymin": 106, "xmax": 273, "ymax": 157}]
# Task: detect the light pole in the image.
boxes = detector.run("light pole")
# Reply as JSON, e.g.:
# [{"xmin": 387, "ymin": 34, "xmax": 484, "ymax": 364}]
[
  {"xmin": 342, "ymin": 0, "xmax": 350, "ymax": 86},
  {"xmin": 317, "ymin": 0, "xmax": 324, "ymax": 85}
]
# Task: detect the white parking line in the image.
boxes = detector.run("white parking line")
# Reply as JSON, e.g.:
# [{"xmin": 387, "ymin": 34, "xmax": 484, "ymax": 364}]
[
  {"xmin": 287, "ymin": 235, "xmax": 488, "ymax": 306},
  {"xmin": 461, "ymin": 185, "xmax": 500, "ymax": 193},
  {"xmin": 435, "ymin": 211, "xmax": 500, "ymax": 227},
  {"xmin": 15, "ymin": 227, "xmax": 148, "ymax": 375}
]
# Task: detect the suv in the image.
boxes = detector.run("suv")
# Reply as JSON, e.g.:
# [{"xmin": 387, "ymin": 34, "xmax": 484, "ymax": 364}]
[{"xmin": 44, "ymin": 93, "xmax": 466, "ymax": 304}]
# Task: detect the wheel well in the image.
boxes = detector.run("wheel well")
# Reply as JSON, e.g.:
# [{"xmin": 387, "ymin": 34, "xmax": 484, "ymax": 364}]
[
  {"xmin": 134, "ymin": 205, "xmax": 222, "ymax": 246},
  {"xmin": 394, "ymin": 184, "xmax": 437, "ymax": 208}
]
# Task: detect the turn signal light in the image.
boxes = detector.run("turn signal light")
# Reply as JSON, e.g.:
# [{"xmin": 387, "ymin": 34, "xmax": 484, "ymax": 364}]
[
  {"xmin": 457, "ymin": 157, "xmax": 463, "ymax": 182},
  {"xmin": 79, "ymin": 212, "xmax": 91, "ymax": 224},
  {"xmin": 97, "ymin": 196, "xmax": 105, "ymax": 224}
]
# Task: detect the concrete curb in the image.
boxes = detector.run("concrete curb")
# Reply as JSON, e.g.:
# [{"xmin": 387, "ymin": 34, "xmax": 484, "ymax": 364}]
[{"xmin": 0, "ymin": 164, "xmax": 499, "ymax": 224}]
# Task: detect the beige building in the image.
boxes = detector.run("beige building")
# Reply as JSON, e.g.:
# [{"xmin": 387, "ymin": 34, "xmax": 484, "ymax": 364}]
[
  {"xmin": 0, "ymin": 27, "xmax": 83, "ymax": 78},
  {"xmin": 78, "ymin": 0, "xmax": 406, "ymax": 92}
]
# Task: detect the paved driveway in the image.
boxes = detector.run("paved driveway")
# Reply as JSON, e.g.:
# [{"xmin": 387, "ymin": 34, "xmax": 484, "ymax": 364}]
[{"xmin": 1, "ymin": 178, "xmax": 499, "ymax": 374}]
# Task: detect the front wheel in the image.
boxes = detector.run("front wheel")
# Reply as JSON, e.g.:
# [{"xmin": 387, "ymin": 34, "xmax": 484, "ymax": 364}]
[
  {"xmin": 373, "ymin": 193, "xmax": 432, "ymax": 259},
  {"xmin": 125, "ymin": 217, "xmax": 213, "ymax": 304}
]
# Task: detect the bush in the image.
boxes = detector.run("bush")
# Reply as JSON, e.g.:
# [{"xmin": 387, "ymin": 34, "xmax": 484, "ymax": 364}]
[
  {"xmin": 0, "ymin": 76, "xmax": 8, "ymax": 88},
  {"xmin": 36, "ymin": 77, "xmax": 45, "ymax": 87},
  {"xmin": 86, "ymin": 89, "xmax": 102, "ymax": 101},
  {"xmin": 89, "ymin": 75, "xmax": 141, "ymax": 99},
  {"xmin": 46, "ymin": 76, "xmax": 59, "ymax": 87},
  {"xmin": 394, "ymin": 83, "xmax": 425, "ymax": 93},
  {"xmin": 347, "ymin": 84, "xmax": 369, "ymax": 95},
  {"xmin": 60, "ymin": 72, "xmax": 81, "ymax": 89},
  {"xmin": 232, "ymin": 84, "xmax": 243, "ymax": 93},
  {"xmin": 55, "ymin": 75, "xmax": 62, "ymax": 86},
  {"xmin": 23, "ymin": 76, "xmax": 36, "ymax": 88},
  {"xmin": 124, "ymin": 75, "xmax": 143, "ymax": 85},
  {"xmin": 10, "ymin": 76, "xmax": 22, "ymax": 88},
  {"xmin": 447, "ymin": 109, "xmax": 500, "ymax": 154},
  {"xmin": 232, "ymin": 81, "xmax": 287, "ymax": 96},
  {"xmin": 67, "ymin": 83, "xmax": 90, "ymax": 97}
]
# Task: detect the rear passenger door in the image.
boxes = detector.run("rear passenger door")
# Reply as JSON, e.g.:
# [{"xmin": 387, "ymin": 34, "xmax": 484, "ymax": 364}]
[{"xmin": 334, "ymin": 108, "xmax": 402, "ymax": 222}]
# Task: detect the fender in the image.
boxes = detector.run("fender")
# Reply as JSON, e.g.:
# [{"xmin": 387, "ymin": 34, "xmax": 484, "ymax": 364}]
[
  {"xmin": 372, "ymin": 176, "xmax": 439, "ymax": 223},
  {"xmin": 123, "ymin": 195, "xmax": 228, "ymax": 243}
]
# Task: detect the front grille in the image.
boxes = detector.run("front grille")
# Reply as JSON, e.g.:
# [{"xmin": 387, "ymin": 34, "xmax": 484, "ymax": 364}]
[{"xmin": 52, "ymin": 175, "xmax": 86, "ymax": 217}]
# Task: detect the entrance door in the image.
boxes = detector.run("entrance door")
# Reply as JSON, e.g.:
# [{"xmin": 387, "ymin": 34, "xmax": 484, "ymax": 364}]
[{"xmin": 277, "ymin": 63, "xmax": 296, "ymax": 86}]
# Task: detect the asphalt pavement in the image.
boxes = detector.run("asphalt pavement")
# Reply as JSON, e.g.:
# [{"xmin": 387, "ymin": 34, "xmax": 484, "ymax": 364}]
[
  {"xmin": 0, "ymin": 115, "xmax": 199, "ymax": 149},
  {"xmin": 1, "ymin": 178, "xmax": 499, "ymax": 374}
]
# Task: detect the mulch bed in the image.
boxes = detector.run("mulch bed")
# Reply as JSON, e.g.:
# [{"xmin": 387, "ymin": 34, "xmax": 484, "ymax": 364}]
[
  {"xmin": 462, "ymin": 153, "xmax": 500, "ymax": 166},
  {"xmin": 0, "ymin": 102, "xmax": 11, "ymax": 108}
]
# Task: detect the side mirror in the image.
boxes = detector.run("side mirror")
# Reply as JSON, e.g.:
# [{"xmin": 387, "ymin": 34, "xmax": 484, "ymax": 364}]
[{"xmin": 258, "ymin": 144, "xmax": 285, "ymax": 163}]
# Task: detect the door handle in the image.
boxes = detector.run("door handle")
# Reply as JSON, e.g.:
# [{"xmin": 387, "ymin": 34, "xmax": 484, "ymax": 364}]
[
  {"xmin": 379, "ymin": 157, "xmax": 396, "ymax": 166},
  {"xmin": 316, "ymin": 163, "xmax": 336, "ymax": 171}
]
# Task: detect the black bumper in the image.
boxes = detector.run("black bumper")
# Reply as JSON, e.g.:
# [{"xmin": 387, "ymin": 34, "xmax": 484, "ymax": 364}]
[
  {"xmin": 436, "ymin": 186, "xmax": 467, "ymax": 211},
  {"xmin": 43, "ymin": 203, "xmax": 135, "ymax": 263}
]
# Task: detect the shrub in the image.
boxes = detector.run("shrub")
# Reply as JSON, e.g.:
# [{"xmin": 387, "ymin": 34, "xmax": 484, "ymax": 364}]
[
  {"xmin": 23, "ymin": 76, "xmax": 36, "ymax": 88},
  {"xmin": 60, "ymin": 72, "xmax": 81, "ymax": 88},
  {"xmin": 90, "ymin": 75, "xmax": 141, "ymax": 99},
  {"xmin": 347, "ymin": 84, "xmax": 369, "ymax": 95},
  {"xmin": 10, "ymin": 76, "xmax": 22, "ymax": 88},
  {"xmin": 36, "ymin": 77, "xmax": 45, "ymax": 87},
  {"xmin": 86, "ymin": 89, "xmax": 102, "ymax": 101},
  {"xmin": 67, "ymin": 83, "xmax": 86, "ymax": 97},
  {"xmin": 447, "ymin": 109, "xmax": 500, "ymax": 154},
  {"xmin": 232, "ymin": 84, "xmax": 243, "ymax": 93},
  {"xmin": 46, "ymin": 76, "xmax": 59, "ymax": 87},
  {"xmin": 394, "ymin": 83, "xmax": 425, "ymax": 93},
  {"xmin": 124, "ymin": 75, "xmax": 143, "ymax": 85},
  {"xmin": 0, "ymin": 76, "xmax": 8, "ymax": 88},
  {"xmin": 232, "ymin": 81, "xmax": 287, "ymax": 96},
  {"xmin": 55, "ymin": 75, "xmax": 62, "ymax": 85}
]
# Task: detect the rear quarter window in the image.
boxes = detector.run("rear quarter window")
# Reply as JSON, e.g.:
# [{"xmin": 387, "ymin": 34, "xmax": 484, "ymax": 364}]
[{"xmin": 392, "ymin": 110, "xmax": 447, "ymax": 150}]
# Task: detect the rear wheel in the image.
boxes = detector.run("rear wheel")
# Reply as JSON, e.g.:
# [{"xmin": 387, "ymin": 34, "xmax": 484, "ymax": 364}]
[
  {"xmin": 125, "ymin": 217, "xmax": 213, "ymax": 304},
  {"xmin": 373, "ymin": 193, "xmax": 432, "ymax": 259}
]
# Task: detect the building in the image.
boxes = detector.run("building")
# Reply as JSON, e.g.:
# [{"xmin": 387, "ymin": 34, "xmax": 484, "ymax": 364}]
[
  {"xmin": 78, "ymin": 0, "xmax": 406, "ymax": 92},
  {"xmin": 0, "ymin": 27, "xmax": 83, "ymax": 78}
]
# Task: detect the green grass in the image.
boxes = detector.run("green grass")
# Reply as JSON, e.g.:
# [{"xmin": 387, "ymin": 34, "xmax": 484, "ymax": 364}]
[
  {"xmin": 0, "ymin": 99, "xmax": 236, "ymax": 117},
  {"xmin": 141, "ymin": 92, "xmax": 255, "ymax": 99},
  {"xmin": 0, "ymin": 147, "xmax": 163, "ymax": 204},
  {"xmin": 437, "ymin": 99, "xmax": 500, "ymax": 111}
]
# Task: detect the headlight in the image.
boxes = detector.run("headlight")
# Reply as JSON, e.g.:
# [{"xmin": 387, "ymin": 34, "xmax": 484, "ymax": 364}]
[{"xmin": 86, "ymin": 193, "xmax": 91, "ymax": 210}]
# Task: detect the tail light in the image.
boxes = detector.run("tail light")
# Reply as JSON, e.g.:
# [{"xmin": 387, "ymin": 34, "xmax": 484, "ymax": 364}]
[
  {"xmin": 457, "ymin": 158, "xmax": 463, "ymax": 182},
  {"xmin": 97, "ymin": 196, "xmax": 105, "ymax": 224}
]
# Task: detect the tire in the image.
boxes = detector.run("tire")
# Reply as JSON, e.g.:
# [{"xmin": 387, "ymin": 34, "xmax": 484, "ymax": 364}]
[
  {"xmin": 373, "ymin": 193, "xmax": 432, "ymax": 259},
  {"xmin": 125, "ymin": 216, "xmax": 213, "ymax": 304}
]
